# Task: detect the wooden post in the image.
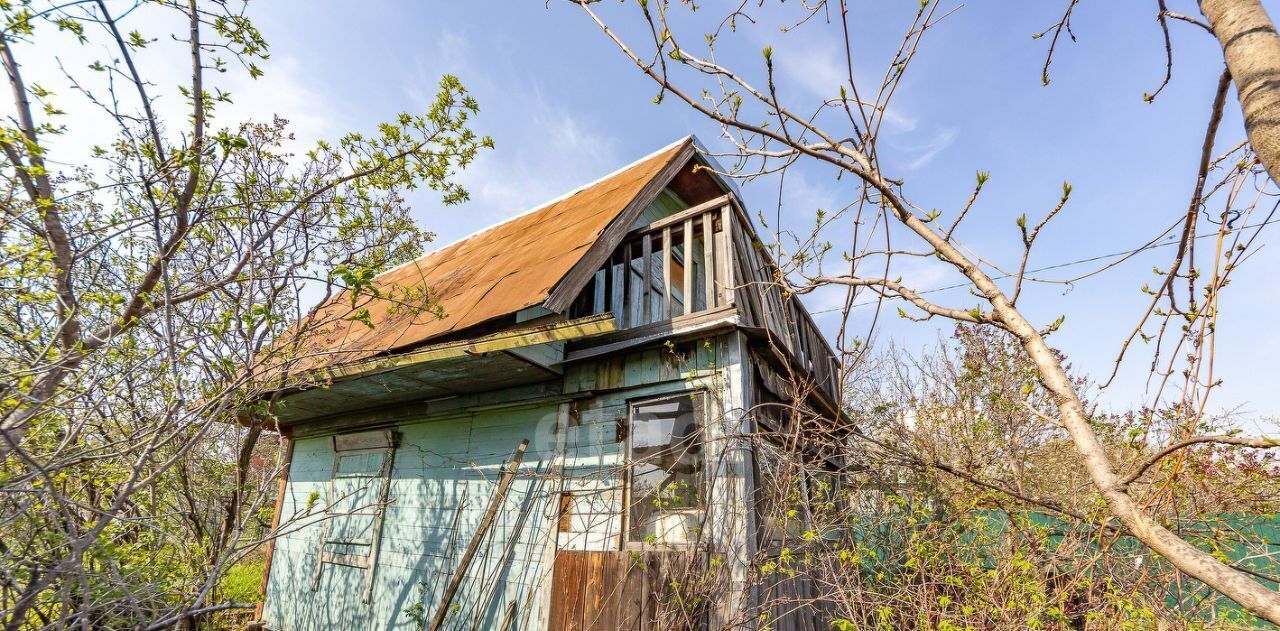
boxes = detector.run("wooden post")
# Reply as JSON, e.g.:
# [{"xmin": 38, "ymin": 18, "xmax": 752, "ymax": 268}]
[
  {"xmin": 709, "ymin": 333, "xmax": 758, "ymax": 628},
  {"xmin": 642, "ymin": 234, "xmax": 653, "ymax": 325},
  {"xmin": 253, "ymin": 433, "xmax": 293, "ymax": 623},
  {"xmin": 702, "ymin": 212, "xmax": 716, "ymax": 309},
  {"xmin": 427, "ymin": 439, "xmax": 530, "ymax": 631},
  {"xmin": 610, "ymin": 253, "xmax": 623, "ymax": 328},
  {"xmin": 720, "ymin": 204, "xmax": 735, "ymax": 306},
  {"xmin": 662, "ymin": 226, "xmax": 673, "ymax": 320},
  {"xmin": 683, "ymin": 219, "xmax": 693, "ymax": 316},
  {"xmin": 622, "ymin": 242, "xmax": 632, "ymax": 328},
  {"xmin": 594, "ymin": 269, "xmax": 606, "ymax": 314}
]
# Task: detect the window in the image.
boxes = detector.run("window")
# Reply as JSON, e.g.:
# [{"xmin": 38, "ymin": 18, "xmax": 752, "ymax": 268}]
[{"xmin": 626, "ymin": 394, "xmax": 704, "ymax": 544}]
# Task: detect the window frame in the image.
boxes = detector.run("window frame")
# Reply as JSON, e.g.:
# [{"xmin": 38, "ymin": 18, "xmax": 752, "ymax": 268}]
[{"xmin": 621, "ymin": 390, "xmax": 708, "ymax": 549}]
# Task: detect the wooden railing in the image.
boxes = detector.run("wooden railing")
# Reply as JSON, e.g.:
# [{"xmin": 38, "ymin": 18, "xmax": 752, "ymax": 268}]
[
  {"xmin": 575, "ymin": 195, "xmax": 735, "ymax": 329},
  {"xmin": 570, "ymin": 193, "xmax": 840, "ymax": 403},
  {"xmin": 729, "ymin": 208, "xmax": 841, "ymax": 403}
]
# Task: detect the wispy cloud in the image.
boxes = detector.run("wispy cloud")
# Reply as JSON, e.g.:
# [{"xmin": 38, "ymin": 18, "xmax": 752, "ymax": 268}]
[
  {"xmin": 26, "ymin": 10, "xmax": 339, "ymax": 167},
  {"xmin": 775, "ymin": 41, "xmax": 848, "ymax": 101},
  {"xmin": 881, "ymin": 107, "xmax": 919, "ymax": 133},
  {"xmin": 457, "ymin": 93, "xmax": 620, "ymax": 214},
  {"xmin": 898, "ymin": 128, "xmax": 958, "ymax": 170},
  {"xmin": 404, "ymin": 29, "xmax": 621, "ymax": 233},
  {"xmin": 772, "ymin": 39, "xmax": 919, "ymax": 135},
  {"xmin": 764, "ymin": 32, "xmax": 967, "ymax": 173},
  {"xmin": 221, "ymin": 56, "xmax": 341, "ymax": 147}
]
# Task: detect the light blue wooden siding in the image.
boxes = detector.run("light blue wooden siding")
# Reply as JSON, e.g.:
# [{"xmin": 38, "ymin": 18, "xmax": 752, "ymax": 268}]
[
  {"xmin": 263, "ymin": 335, "xmax": 740, "ymax": 630},
  {"xmin": 263, "ymin": 404, "xmax": 561, "ymax": 631},
  {"xmin": 557, "ymin": 338, "xmax": 725, "ymax": 551}
]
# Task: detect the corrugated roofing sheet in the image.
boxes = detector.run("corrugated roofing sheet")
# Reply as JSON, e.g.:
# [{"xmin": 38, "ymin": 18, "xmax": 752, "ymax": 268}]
[{"xmin": 286, "ymin": 138, "xmax": 689, "ymax": 372}]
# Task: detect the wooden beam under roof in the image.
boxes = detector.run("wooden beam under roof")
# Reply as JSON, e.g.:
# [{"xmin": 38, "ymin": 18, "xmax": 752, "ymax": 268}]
[{"xmin": 267, "ymin": 312, "xmax": 617, "ymax": 394}]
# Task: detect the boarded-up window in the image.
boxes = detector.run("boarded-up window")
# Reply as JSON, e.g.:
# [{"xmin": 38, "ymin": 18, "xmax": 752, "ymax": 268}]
[
  {"xmin": 326, "ymin": 450, "xmax": 387, "ymax": 555},
  {"xmin": 626, "ymin": 394, "xmax": 704, "ymax": 544}
]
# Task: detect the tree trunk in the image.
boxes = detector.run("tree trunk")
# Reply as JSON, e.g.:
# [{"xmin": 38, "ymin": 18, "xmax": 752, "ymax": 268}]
[
  {"xmin": 997, "ymin": 307, "xmax": 1280, "ymax": 624},
  {"xmin": 1201, "ymin": 0, "xmax": 1280, "ymax": 184}
]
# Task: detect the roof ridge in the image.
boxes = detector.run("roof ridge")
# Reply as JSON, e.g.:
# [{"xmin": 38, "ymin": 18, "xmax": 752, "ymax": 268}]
[{"xmin": 375, "ymin": 135, "xmax": 693, "ymax": 280}]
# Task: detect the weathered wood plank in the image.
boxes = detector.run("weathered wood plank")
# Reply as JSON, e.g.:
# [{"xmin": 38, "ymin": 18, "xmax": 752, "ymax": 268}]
[
  {"xmin": 619, "ymin": 552, "xmax": 637, "ymax": 629},
  {"xmin": 277, "ymin": 313, "xmax": 615, "ymax": 392},
  {"xmin": 622, "ymin": 241, "xmax": 633, "ymax": 329},
  {"xmin": 317, "ymin": 550, "xmax": 369, "ymax": 569},
  {"xmin": 583, "ymin": 552, "xmax": 605, "ymax": 631},
  {"xmin": 682, "ymin": 218, "xmax": 694, "ymax": 316},
  {"xmin": 564, "ymin": 307, "xmax": 738, "ymax": 365},
  {"xmin": 642, "ymin": 232, "xmax": 653, "ymax": 325},
  {"xmin": 701, "ymin": 213, "xmax": 715, "ymax": 311},
  {"xmin": 548, "ymin": 552, "xmax": 570, "ymax": 630},
  {"xmin": 331, "ymin": 429, "xmax": 394, "ymax": 452},
  {"xmin": 720, "ymin": 204, "xmax": 735, "ymax": 307},
  {"xmin": 595, "ymin": 553, "xmax": 622, "ymax": 631},
  {"xmin": 629, "ymin": 193, "xmax": 731, "ymax": 235},
  {"xmin": 662, "ymin": 226, "xmax": 673, "ymax": 321},
  {"xmin": 567, "ymin": 552, "xmax": 586, "ymax": 631}
]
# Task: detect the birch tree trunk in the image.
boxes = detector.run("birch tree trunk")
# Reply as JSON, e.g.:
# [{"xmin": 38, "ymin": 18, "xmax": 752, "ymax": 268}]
[
  {"xmin": 1201, "ymin": 0, "xmax": 1280, "ymax": 183},
  {"xmin": 998, "ymin": 307, "xmax": 1280, "ymax": 624},
  {"xmin": 571, "ymin": 0, "xmax": 1280, "ymax": 622}
]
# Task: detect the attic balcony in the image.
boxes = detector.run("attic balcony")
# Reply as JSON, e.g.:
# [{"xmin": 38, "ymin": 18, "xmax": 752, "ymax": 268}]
[
  {"xmin": 566, "ymin": 193, "xmax": 841, "ymax": 403},
  {"xmin": 568, "ymin": 195, "xmax": 737, "ymax": 340}
]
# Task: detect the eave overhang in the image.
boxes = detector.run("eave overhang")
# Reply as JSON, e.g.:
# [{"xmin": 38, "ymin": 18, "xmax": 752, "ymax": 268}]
[{"xmin": 253, "ymin": 313, "xmax": 616, "ymax": 425}]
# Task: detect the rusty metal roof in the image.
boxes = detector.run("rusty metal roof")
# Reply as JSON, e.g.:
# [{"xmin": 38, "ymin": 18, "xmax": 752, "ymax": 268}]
[{"xmin": 285, "ymin": 138, "xmax": 691, "ymax": 373}]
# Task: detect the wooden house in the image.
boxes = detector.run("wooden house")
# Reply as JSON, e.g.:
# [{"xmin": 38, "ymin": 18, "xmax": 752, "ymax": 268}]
[{"xmin": 252, "ymin": 137, "xmax": 841, "ymax": 630}]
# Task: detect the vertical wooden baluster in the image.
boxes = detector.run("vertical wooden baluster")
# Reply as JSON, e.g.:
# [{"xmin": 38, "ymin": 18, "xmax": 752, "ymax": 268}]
[
  {"xmin": 594, "ymin": 268, "xmax": 605, "ymax": 315},
  {"xmin": 642, "ymin": 233, "xmax": 653, "ymax": 325},
  {"xmin": 610, "ymin": 252, "xmax": 622, "ymax": 327},
  {"xmin": 622, "ymin": 241, "xmax": 632, "ymax": 328},
  {"xmin": 720, "ymin": 204, "xmax": 735, "ymax": 306},
  {"xmin": 702, "ymin": 212, "xmax": 715, "ymax": 309},
  {"xmin": 682, "ymin": 218, "xmax": 693, "ymax": 315},
  {"xmin": 662, "ymin": 226, "xmax": 673, "ymax": 320}
]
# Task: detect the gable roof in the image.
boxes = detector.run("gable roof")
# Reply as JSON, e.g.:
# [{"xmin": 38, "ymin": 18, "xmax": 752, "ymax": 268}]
[{"xmin": 285, "ymin": 137, "xmax": 693, "ymax": 373}]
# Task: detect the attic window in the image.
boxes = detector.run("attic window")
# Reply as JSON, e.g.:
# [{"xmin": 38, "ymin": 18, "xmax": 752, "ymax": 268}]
[{"xmin": 625, "ymin": 393, "xmax": 705, "ymax": 544}]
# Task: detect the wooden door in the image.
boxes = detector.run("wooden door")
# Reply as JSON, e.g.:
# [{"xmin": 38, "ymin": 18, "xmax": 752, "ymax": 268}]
[{"xmin": 547, "ymin": 550, "xmax": 706, "ymax": 630}]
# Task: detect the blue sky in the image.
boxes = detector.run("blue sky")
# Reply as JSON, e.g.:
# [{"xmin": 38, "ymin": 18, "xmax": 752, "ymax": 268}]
[
  {"xmin": 32, "ymin": 1, "xmax": 1280, "ymax": 423},
  {"xmin": 234, "ymin": 0, "xmax": 1280, "ymax": 424}
]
